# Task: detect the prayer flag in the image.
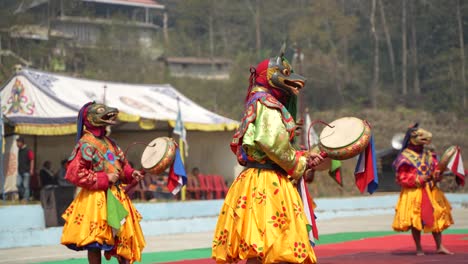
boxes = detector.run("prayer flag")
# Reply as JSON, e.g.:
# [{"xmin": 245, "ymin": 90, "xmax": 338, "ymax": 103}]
[
  {"xmin": 447, "ymin": 146, "xmax": 465, "ymax": 186},
  {"xmin": 354, "ymin": 135, "xmax": 379, "ymax": 194}
]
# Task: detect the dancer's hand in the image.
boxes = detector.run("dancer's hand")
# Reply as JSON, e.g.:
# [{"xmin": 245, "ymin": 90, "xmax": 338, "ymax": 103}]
[
  {"xmin": 420, "ymin": 174, "xmax": 430, "ymax": 182},
  {"xmin": 307, "ymin": 152, "xmax": 324, "ymax": 168},
  {"xmin": 432, "ymin": 169, "xmax": 442, "ymax": 182},
  {"xmin": 132, "ymin": 170, "xmax": 144, "ymax": 181},
  {"xmin": 107, "ymin": 173, "xmax": 119, "ymax": 183}
]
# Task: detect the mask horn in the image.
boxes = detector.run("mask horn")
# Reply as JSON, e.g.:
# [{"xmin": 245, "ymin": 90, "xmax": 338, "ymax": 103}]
[{"xmin": 279, "ymin": 42, "xmax": 286, "ymax": 57}]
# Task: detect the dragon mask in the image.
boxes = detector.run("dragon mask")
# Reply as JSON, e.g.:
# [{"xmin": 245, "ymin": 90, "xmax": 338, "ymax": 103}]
[
  {"xmin": 76, "ymin": 102, "xmax": 119, "ymax": 142},
  {"xmin": 86, "ymin": 103, "xmax": 119, "ymax": 127},
  {"xmin": 246, "ymin": 44, "xmax": 306, "ymax": 120},
  {"xmin": 251, "ymin": 44, "xmax": 306, "ymax": 97}
]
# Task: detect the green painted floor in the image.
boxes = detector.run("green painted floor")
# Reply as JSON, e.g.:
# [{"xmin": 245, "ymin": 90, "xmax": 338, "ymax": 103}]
[{"xmin": 38, "ymin": 229, "xmax": 468, "ymax": 264}]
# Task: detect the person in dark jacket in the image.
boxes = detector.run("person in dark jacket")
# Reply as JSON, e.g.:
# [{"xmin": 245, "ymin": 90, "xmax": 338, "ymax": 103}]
[
  {"xmin": 16, "ymin": 137, "xmax": 35, "ymax": 202},
  {"xmin": 40, "ymin": 160, "xmax": 58, "ymax": 187}
]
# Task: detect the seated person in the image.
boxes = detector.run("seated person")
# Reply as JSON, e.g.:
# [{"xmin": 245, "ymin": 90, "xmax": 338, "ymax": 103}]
[{"xmin": 147, "ymin": 171, "xmax": 172, "ymax": 200}]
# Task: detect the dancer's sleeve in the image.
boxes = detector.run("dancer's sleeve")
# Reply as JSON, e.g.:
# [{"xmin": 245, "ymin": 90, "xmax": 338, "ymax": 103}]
[
  {"xmin": 65, "ymin": 143, "xmax": 110, "ymax": 190},
  {"xmin": 396, "ymin": 164, "xmax": 422, "ymax": 188},
  {"xmin": 243, "ymin": 103, "xmax": 307, "ymax": 180},
  {"xmin": 115, "ymin": 145, "xmax": 135, "ymax": 184},
  {"xmin": 430, "ymin": 151, "xmax": 442, "ymax": 182}
]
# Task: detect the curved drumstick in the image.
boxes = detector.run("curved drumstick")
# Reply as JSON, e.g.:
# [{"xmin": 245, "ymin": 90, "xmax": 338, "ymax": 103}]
[
  {"xmin": 123, "ymin": 141, "xmax": 156, "ymax": 194},
  {"xmin": 307, "ymin": 120, "xmax": 334, "ymax": 158}
]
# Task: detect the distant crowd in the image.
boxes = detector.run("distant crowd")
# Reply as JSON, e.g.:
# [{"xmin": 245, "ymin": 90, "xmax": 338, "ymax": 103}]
[{"xmin": 12, "ymin": 137, "xmax": 228, "ymax": 203}]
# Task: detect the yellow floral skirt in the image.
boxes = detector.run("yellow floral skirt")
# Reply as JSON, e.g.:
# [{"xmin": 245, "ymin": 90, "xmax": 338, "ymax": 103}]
[
  {"xmin": 430, "ymin": 186, "xmax": 454, "ymax": 232},
  {"xmin": 212, "ymin": 168, "xmax": 317, "ymax": 264},
  {"xmin": 61, "ymin": 185, "xmax": 146, "ymax": 263},
  {"xmin": 392, "ymin": 185, "xmax": 453, "ymax": 233}
]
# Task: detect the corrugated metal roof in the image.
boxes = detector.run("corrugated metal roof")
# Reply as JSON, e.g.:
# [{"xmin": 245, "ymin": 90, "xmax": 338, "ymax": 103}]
[{"xmin": 83, "ymin": 0, "xmax": 165, "ymax": 9}]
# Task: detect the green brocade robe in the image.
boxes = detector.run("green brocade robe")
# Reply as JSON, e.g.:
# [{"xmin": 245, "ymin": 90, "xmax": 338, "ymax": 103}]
[{"xmin": 231, "ymin": 87, "xmax": 307, "ymax": 179}]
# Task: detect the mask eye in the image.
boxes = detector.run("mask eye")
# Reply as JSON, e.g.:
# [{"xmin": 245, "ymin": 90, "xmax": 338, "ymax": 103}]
[
  {"xmin": 282, "ymin": 68, "xmax": 290, "ymax": 76},
  {"xmin": 96, "ymin": 107, "xmax": 105, "ymax": 114}
]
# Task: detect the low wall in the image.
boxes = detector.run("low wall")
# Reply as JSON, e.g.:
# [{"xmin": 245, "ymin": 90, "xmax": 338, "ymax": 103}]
[{"xmin": 1, "ymin": 194, "xmax": 467, "ymax": 249}]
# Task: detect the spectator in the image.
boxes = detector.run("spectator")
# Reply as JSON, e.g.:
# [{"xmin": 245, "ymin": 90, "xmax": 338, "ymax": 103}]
[
  {"xmin": 148, "ymin": 171, "xmax": 172, "ymax": 200},
  {"xmin": 56, "ymin": 159, "xmax": 73, "ymax": 187},
  {"xmin": 187, "ymin": 167, "xmax": 201, "ymax": 199},
  {"xmin": 39, "ymin": 161, "xmax": 58, "ymax": 187},
  {"xmin": 16, "ymin": 137, "xmax": 34, "ymax": 202},
  {"xmin": 189, "ymin": 167, "xmax": 201, "ymax": 185}
]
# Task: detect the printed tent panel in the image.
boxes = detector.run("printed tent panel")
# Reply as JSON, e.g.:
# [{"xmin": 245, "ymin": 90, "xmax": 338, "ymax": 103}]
[
  {"xmin": 0, "ymin": 68, "xmax": 239, "ymax": 135},
  {"xmin": 0, "ymin": 73, "xmax": 78, "ymax": 135}
]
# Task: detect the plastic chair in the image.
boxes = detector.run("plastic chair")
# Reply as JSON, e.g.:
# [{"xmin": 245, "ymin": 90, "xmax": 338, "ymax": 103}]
[
  {"xmin": 217, "ymin": 175, "xmax": 229, "ymax": 198},
  {"xmin": 196, "ymin": 174, "xmax": 209, "ymax": 200},
  {"xmin": 212, "ymin": 175, "xmax": 224, "ymax": 199},
  {"xmin": 205, "ymin": 175, "xmax": 217, "ymax": 200}
]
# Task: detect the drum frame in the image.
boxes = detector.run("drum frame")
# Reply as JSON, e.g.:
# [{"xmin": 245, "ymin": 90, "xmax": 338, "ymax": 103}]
[
  {"xmin": 318, "ymin": 119, "xmax": 372, "ymax": 160},
  {"xmin": 141, "ymin": 137, "xmax": 176, "ymax": 175},
  {"xmin": 438, "ymin": 145, "xmax": 457, "ymax": 172}
]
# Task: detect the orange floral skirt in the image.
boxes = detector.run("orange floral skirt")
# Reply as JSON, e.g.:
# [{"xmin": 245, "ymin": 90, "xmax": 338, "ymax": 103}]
[
  {"xmin": 212, "ymin": 168, "xmax": 317, "ymax": 264},
  {"xmin": 61, "ymin": 185, "xmax": 145, "ymax": 263}
]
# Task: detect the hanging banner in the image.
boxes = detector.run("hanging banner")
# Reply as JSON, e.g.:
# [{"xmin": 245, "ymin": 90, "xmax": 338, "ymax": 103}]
[{"xmin": 3, "ymin": 135, "xmax": 19, "ymax": 196}]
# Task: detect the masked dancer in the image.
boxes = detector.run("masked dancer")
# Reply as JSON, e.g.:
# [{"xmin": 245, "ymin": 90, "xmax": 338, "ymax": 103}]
[
  {"xmin": 212, "ymin": 46, "xmax": 324, "ymax": 264},
  {"xmin": 61, "ymin": 102, "xmax": 146, "ymax": 264},
  {"xmin": 392, "ymin": 123, "xmax": 454, "ymax": 256}
]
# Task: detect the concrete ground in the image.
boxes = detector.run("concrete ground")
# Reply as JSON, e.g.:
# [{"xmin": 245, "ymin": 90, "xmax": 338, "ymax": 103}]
[{"xmin": 0, "ymin": 208, "xmax": 467, "ymax": 264}]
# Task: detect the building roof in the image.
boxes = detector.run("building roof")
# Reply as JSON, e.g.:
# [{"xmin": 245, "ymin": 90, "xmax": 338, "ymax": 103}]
[
  {"xmin": 14, "ymin": 0, "xmax": 165, "ymax": 13},
  {"xmin": 163, "ymin": 57, "xmax": 232, "ymax": 65},
  {"xmin": 83, "ymin": 0, "xmax": 165, "ymax": 9}
]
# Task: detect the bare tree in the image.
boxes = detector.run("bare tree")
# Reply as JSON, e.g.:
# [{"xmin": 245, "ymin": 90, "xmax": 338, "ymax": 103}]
[
  {"xmin": 208, "ymin": 12, "xmax": 214, "ymax": 59},
  {"xmin": 379, "ymin": 0, "xmax": 396, "ymax": 91},
  {"xmin": 457, "ymin": 0, "xmax": 466, "ymax": 108},
  {"xmin": 245, "ymin": 0, "xmax": 262, "ymax": 59},
  {"xmin": 323, "ymin": 17, "xmax": 344, "ymax": 107},
  {"xmin": 342, "ymin": 0, "xmax": 350, "ymax": 83},
  {"xmin": 402, "ymin": 0, "xmax": 408, "ymax": 96},
  {"xmin": 163, "ymin": 11, "xmax": 169, "ymax": 47},
  {"xmin": 370, "ymin": 0, "xmax": 379, "ymax": 108},
  {"xmin": 255, "ymin": 0, "xmax": 261, "ymax": 58},
  {"xmin": 410, "ymin": 0, "xmax": 420, "ymax": 95}
]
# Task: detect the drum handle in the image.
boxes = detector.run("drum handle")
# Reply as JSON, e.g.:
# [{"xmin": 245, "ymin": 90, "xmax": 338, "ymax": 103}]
[
  {"xmin": 124, "ymin": 141, "xmax": 157, "ymax": 156},
  {"xmin": 307, "ymin": 120, "xmax": 335, "ymax": 151}
]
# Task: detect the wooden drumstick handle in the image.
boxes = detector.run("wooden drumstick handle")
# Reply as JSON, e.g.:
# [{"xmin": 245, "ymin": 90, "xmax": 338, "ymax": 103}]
[
  {"xmin": 307, "ymin": 120, "xmax": 334, "ymax": 149},
  {"xmin": 124, "ymin": 141, "xmax": 157, "ymax": 156}
]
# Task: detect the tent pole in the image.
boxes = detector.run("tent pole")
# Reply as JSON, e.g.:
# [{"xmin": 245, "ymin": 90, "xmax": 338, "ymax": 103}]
[
  {"xmin": 0, "ymin": 139, "xmax": 3, "ymax": 202},
  {"xmin": 33, "ymin": 135, "xmax": 37, "ymax": 176},
  {"xmin": 0, "ymin": 97, "xmax": 4, "ymax": 201}
]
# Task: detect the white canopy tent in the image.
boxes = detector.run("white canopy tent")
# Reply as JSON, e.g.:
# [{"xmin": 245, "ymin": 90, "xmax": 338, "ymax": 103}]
[
  {"xmin": 0, "ymin": 68, "xmax": 241, "ymax": 196},
  {"xmin": 0, "ymin": 68, "xmax": 238, "ymax": 135}
]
